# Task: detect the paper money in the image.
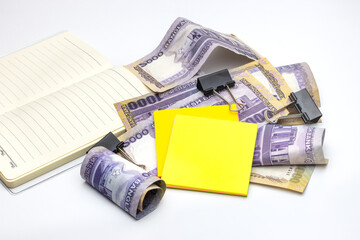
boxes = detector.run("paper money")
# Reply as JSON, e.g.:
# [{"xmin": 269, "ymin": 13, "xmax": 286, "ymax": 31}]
[
  {"xmin": 230, "ymin": 60, "xmax": 322, "ymax": 125},
  {"xmin": 233, "ymin": 61, "xmax": 321, "ymax": 107},
  {"xmin": 232, "ymin": 61, "xmax": 321, "ymax": 125},
  {"xmin": 115, "ymin": 60, "xmax": 319, "ymax": 129},
  {"xmin": 250, "ymin": 165, "xmax": 315, "ymax": 193},
  {"xmin": 159, "ymin": 70, "xmax": 286, "ymax": 127},
  {"xmin": 235, "ymin": 62, "xmax": 320, "ymax": 107},
  {"xmin": 230, "ymin": 58, "xmax": 293, "ymax": 104},
  {"xmin": 253, "ymin": 124, "xmax": 326, "ymax": 166},
  {"xmin": 117, "ymin": 118, "xmax": 324, "ymax": 192},
  {"xmin": 125, "ymin": 17, "xmax": 261, "ymax": 92},
  {"xmin": 276, "ymin": 62, "xmax": 320, "ymax": 107},
  {"xmin": 121, "ymin": 119, "xmax": 326, "ymax": 167},
  {"xmin": 80, "ymin": 146, "xmax": 166, "ymax": 220},
  {"xmin": 138, "ymin": 184, "xmax": 161, "ymax": 211},
  {"xmin": 115, "ymin": 70, "xmax": 286, "ymax": 130},
  {"xmin": 114, "ymin": 80, "xmax": 198, "ymax": 130},
  {"xmin": 118, "ymin": 119, "xmax": 158, "ymax": 170}
]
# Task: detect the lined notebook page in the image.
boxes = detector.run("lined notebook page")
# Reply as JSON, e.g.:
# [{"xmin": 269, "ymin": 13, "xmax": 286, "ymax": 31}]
[
  {"xmin": 0, "ymin": 32, "xmax": 112, "ymax": 115},
  {"xmin": 0, "ymin": 66, "xmax": 150, "ymax": 186}
]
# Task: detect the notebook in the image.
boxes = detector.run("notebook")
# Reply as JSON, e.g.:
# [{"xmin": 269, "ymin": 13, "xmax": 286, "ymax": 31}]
[
  {"xmin": 154, "ymin": 105, "xmax": 239, "ymax": 177},
  {"xmin": 0, "ymin": 32, "xmax": 151, "ymax": 187},
  {"xmin": 161, "ymin": 115, "xmax": 258, "ymax": 196}
]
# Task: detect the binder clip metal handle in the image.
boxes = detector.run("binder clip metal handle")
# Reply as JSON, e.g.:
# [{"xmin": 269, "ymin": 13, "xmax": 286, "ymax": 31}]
[
  {"xmin": 197, "ymin": 69, "xmax": 244, "ymax": 112},
  {"xmin": 213, "ymin": 85, "xmax": 244, "ymax": 112},
  {"xmin": 264, "ymin": 101, "xmax": 303, "ymax": 124},
  {"xmin": 264, "ymin": 88, "xmax": 322, "ymax": 124},
  {"xmin": 87, "ymin": 132, "xmax": 146, "ymax": 170}
]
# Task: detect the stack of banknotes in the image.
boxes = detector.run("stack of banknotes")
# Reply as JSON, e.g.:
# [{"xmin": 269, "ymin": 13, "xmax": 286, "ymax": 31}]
[{"xmin": 83, "ymin": 17, "xmax": 326, "ymax": 218}]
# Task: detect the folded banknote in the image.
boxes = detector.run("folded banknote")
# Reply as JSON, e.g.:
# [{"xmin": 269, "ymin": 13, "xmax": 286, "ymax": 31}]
[
  {"xmin": 115, "ymin": 69, "xmax": 285, "ymax": 130},
  {"xmin": 125, "ymin": 17, "xmax": 261, "ymax": 92}
]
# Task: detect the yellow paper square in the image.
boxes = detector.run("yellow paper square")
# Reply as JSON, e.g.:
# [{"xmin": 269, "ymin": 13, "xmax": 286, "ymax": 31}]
[
  {"xmin": 154, "ymin": 105, "xmax": 239, "ymax": 177},
  {"xmin": 161, "ymin": 115, "xmax": 258, "ymax": 196}
]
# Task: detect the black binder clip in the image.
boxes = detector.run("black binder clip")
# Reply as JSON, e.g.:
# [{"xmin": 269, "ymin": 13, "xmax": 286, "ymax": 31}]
[
  {"xmin": 87, "ymin": 132, "xmax": 121, "ymax": 154},
  {"xmin": 264, "ymin": 88, "xmax": 322, "ymax": 124},
  {"xmin": 87, "ymin": 132, "xmax": 144, "ymax": 168},
  {"xmin": 197, "ymin": 69, "xmax": 244, "ymax": 112}
]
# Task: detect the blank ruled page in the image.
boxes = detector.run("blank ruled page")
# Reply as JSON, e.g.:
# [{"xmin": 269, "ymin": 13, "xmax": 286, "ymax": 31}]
[
  {"xmin": 0, "ymin": 32, "xmax": 112, "ymax": 115},
  {"xmin": 0, "ymin": 66, "xmax": 150, "ymax": 187}
]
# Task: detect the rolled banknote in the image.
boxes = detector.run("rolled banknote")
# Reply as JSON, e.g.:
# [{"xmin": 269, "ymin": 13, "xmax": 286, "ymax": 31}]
[
  {"xmin": 250, "ymin": 165, "xmax": 315, "ymax": 193},
  {"xmin": 253, "ymin": 124, "xmax": 326, "ymax": 166},
  {"xmin": 116, "ymin": 119, "xmax": 324, "ymax": 192},
  {"xmin": 80, "ymin": 146, "xmax": 166, "ymax": 220},
  {"xmin": 125, "ymin": 17, "xmax": 261, "ymax": 92}
]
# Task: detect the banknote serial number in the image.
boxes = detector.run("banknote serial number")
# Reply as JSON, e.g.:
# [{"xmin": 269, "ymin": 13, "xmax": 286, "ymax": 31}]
[
  {"xmin": 124, "ymin": 129, "xmax": 150, "ymax": 147},
  {"xmin": 289, "ymin": 167, "xmax": 305, "ymax": 183},
  {"xmin": 138, "ymin": 52, "xmax": 164, "ymax": 68},
  {"xmin": 127, "ymin": 95, "xmax": 163, "ymax": 110}
]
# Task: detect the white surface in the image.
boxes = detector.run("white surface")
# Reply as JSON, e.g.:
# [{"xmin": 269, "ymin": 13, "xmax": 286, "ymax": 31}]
[{"xmin": 1, "ymin": 0, "xmax": 360, "ymax": 239}]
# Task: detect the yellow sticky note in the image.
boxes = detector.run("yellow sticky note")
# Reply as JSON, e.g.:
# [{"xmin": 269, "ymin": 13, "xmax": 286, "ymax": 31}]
[
  {"xmin": 161, "ymin": 115, "xmax": 257, "ymax": 196},
  {"xmin": 154, "ymin": 105, "xmax": 238, "ymax": 177}
]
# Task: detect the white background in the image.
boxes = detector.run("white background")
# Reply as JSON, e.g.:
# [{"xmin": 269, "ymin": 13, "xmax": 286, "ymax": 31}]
[{"xmin": 1, "ymin": 0, "xmax": 360, "ymax": 239}]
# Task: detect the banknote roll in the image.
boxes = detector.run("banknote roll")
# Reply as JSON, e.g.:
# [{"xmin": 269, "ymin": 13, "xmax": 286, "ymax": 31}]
[
  {"xmin": 253, "ymin": 124, "xmax": 326, "ymax": 166},
  {"xmin": 80, "ymin": 146, "xmax": 166, "ymax": 220}
]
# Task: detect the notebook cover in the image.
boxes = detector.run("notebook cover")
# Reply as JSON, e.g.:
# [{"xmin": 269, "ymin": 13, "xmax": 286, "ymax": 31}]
[{"xmin": 161, "ymin": 115, "xmax": 257, "ymax": 196}]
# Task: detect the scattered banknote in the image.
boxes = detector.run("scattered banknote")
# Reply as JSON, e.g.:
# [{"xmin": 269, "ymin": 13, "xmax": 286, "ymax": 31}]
[
  {"xmin": 229, "ymin": 58, "xmax": 293, "ymax": 104},
  {"xmin": 81, "ymin": 146, "xmax": 166, "ymax": 220},
  {"xmin": 250, "ymin": 165, "xmax": 315, "ymax": 193},
  {"xmin": 115, "ymin": 70, "xmax": 286, "ymax": 130},
  {"xmin": 116, "ymin": 118, "xmax": 324, "ymax": 192},
  {"xmin": 232, "ymin": 61, "xmax": 320, "ymax": 107},
  {"xmin": 115, "ymin": 60, "xmax": 320, "ymax": 130},
  {"xmin": 253, "ymin": 124, "xmax": 326, "ymax": 166},
  {"xmin": 125, "ymin": 17, "xmax": 262, "ymax": 92},
  {"xmin": 115, "ymin": 28, "xmax": 325, "ymax": 194},
  {"xmin": 114, "ymin": 80, "xmax": 199, "ymax": 130},
  {"xmin": 276, "ymin": 62, "xmax": 320, "ymax": 107},
  {"xmin": 230, "ymin": 60, "xmax": 321, "ymax": 125}
]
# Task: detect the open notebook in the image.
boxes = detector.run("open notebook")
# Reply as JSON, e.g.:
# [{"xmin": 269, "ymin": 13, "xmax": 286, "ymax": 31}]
[{"xmin": 0, "ymin": 32, "xmax": 151, "ymax": 187}]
